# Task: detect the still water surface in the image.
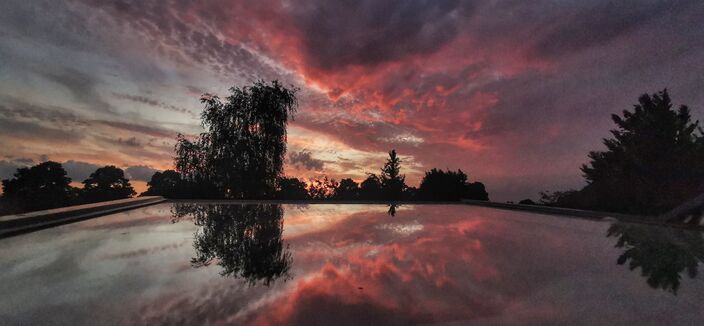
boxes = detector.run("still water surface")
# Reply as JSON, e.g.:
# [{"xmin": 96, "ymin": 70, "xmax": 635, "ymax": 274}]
[{"xmin": 1, "ymin": 203, "xmax": 703, "ymax": 325}]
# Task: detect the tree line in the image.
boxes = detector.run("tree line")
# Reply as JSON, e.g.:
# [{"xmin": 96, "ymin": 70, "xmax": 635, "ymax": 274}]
[
  {"xmin": 0, "ymin": 163, "xmax": 135, "ymax": 214},
  {"xmin": 144, "ymin": 81, "xmax": 488, "ymax": 201},
  {"xmin": 144, "ymin": 149, "xmax": 489, "ymax": 201},
  {"xmin": 4, "ymin": 82, "xmax": 699, "ymax": 217},
  {"xmin": 0, "ymin": 81, "xmax": 488, "ymax": 215}
]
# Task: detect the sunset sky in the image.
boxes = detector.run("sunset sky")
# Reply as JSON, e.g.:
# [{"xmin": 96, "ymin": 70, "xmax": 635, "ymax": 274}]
[{"xmin": 1, "ymin": 0, "xmax": 703, "ymax": 201}]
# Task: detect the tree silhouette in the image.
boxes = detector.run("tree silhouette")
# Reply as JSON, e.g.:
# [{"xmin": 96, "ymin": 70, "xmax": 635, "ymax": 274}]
[
  {"xmin": 172, "ymin": 203, "xmax": 292, "ymax": 286},
  {"xmin": 418, "ymin": 168, "xmax": 488, "ymax": 201},
  {"xmin": 607, "ymin": 222, "xmax": 704, "ymax": 294},
  {"xmin": 380, "ymin": 149, "xmax": 406, "ymax": 201},
  {"xmin": 142, "ymin": 170, "xmax": 182, "ymax": 197},
  {"xmin": 359, "ymin": 174, "xmax": 382, "ymax": 200},
  {"xmin": 307, "ymin": 176, "xmax": 337, "ymax": 200},
  {"xmin": 579, "ymin": 89, "xmax": 704, "ymax": 215},
  {"xmin": 518, "ymin": 199, "xmax": 537, "ymax": 205},
  {"xmin": 275, "ymin": 176, "xmax": 310, "ymax": 200},
  {"xmin": 1, "ymin": 161, "xmax": 74, "ymax": 212},
  {"xmin": 334, "ymin": 178, "xmax": 359, "ymax": 200},
  {"xmin": 82, "ymin": 165, "xmax": 136, "ymax": 202},
  {"xmin": 175, "ymin": 80, "xmax": 298, "ymax": 199}
]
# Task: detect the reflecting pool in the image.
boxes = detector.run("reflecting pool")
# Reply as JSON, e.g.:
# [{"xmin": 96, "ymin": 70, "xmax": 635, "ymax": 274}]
[{"xmin": 1, "ymin": 203, "xmax": 704, "ymax": 324}]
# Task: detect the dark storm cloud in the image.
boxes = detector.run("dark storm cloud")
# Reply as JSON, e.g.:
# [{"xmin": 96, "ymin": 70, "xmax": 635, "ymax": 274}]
[
  {"xmin": 125, "ymin": 165, "xmax": 158, "ymax": 181},
  {"xmin": 532, "ymin": 0, "xmax": 698, "ymax": 59},
  {"xmin": 292, "ymin": 0, "xmax": 475, "ymax": 70},
  {"xmin": 289, "ymin": 150, "xmax": 325, "ymax": 171}
]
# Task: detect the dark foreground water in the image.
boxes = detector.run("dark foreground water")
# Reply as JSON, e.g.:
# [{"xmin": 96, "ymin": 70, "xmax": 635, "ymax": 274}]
[{"xmin": 1, "ymin": 203, "xmax": 703, "ymax": 325}]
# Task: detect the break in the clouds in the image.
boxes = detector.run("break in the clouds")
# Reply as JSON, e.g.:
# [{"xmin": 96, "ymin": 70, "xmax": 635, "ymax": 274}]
[{"xmin": 0, "ymin": 0, "xmax": 703, "ymax": 200}]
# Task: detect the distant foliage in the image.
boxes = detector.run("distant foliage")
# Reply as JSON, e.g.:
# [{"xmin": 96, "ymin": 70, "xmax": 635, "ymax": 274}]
[
  {"xmin": 1, "ymin": 161, "xmax": 73, "ymax": 213},
  {"xmin": 334, "ymin": 178, "xmax": 360, "ymax": 200},
  {"xmin": 0, "ymin": 162, "xmax": 137, "ymax": 214},
  {"xmin": 174, "ymin": 80, "xmax": 298, "ymax": 199},
  {"xmin": 307, "ymin": 176, "xmax": 338, "ymax": 200},
  {"xmin": 359, "ymin": 174, "xmax": 383, "ymax": 200},
  {"xmin": 518, "ymin": 199, "xmax": 537, "ymax": 205},
  {"xmin": 81, "ymin": 165, "xmax": 136, "ymax": 203},
  {"xmin": 275, "ymin": 176, "xmax": 310, "ymax": 200},
  {"xmin": 418, "ymin": 168, "xmax": 488, "ymax": 201}
]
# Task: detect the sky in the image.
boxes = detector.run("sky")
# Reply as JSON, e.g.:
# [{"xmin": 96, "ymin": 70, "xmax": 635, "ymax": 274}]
[{"xmin": 1, "ymin": 0, "xmax": 703, "ymax": 201}]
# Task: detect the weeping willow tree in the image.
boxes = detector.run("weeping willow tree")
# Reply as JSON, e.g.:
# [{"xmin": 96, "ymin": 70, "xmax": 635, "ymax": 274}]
[{"xmin": 175, "ymin": 80, "xmax": 298, "ymax": 199}]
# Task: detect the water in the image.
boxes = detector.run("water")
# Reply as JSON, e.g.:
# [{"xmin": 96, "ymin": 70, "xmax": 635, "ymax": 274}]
[{"xmin": 1, "ymin": 202, "xmax": 703, "ymax": 325}]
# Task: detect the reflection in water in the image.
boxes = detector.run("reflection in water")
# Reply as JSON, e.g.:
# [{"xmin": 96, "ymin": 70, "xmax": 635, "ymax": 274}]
[
  {"xmin": 172, "ymin": 203, "xmax": 292, "ymax": 286},
  {"xmin": 608, "ymin": 222, "xmax": 704, "ymax": 294},
  {"xmin": 387, "ymin": 204, "xmax": 398, "ymax": 216}
]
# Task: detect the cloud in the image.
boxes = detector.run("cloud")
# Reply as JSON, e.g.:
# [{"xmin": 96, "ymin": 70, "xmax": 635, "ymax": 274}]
[
  {"xmin": 112, "ymin": 92, "xmax": 191, "ymax": 115},
  {"xmin": 39, "ymin": 67, "xmax": 115, "ymax": 113},
  {"xmin": 0, "ymin": 158, "xmax": 34, "ymax": 180},
  {"xmin": 531, "ymin": 1, "xmax": 697, "ymax": 59},
  {"xmin": 125, "ymin": 165, "xmax": 158, "ymax": 181},
  {"xmin": 0, "ymin": 118, "xmax": 84, "ymax": 143},
  {"xmin": 289, "ymin": 150, "xmax": 324, "ymax": 171},
  {"xmin": 290, "ymin": 1, "xmax": 475, "ymax": 70},
  {"xmin": 62, "ymin": 160, "xmax": 102, "ymax": 182},
  {"xmin": 3, "ymin": 0, "xmax": 704, "ymax": 201},
  {"xmin": 117, "ymin": 137, "xmax": 141, "ymax": 147}
]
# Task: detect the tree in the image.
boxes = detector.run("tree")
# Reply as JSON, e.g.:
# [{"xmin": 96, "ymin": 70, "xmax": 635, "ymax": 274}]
[
  {"xmin": 142, "ymin": 170, "xmax": 182, "ymax": 198},
  {"xmin": 380, "ymin": 149, "xmax": 406, "ymax": 200},
  {"xmin": 1, "ymin": 161, "xmax": 74, "ymax": 212},
  {"xmin": 359, "ymin": 174, "xmax": 382, "ymax": 200},
  {"xmin": 82, "ymin": 166, "xmax": 135, "ymax": 202},
  {"xmin": 175, "ymin": 80, "xmax": 298, "ymax": 199},
  {"xmin": 580, "ymin": 89, "xmax": 704, "ymax": 214},
  {"xmin": 518, "ymin": 199, "xmax": 537, "ymax": 205},
  {"xmin": 418, "ymin": 168, "xmax": 488, "ymax": 201},
  {"xmin": 275, "ymin": 176, "xmax": 310, "ymax": 200},
  {"xmin": 334, "ymin": 178, "xmax": 359, "ymax": 200},
  {"xmin": 539, "ymin": 189, "xmax": 582, "ymax": 207},
  {"xmin": 307, "ymin": 176, "xmax": 337, "ymax": 200}
]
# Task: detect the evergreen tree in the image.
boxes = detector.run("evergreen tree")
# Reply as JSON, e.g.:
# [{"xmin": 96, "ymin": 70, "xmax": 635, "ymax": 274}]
[
  {"xmin": 380, "ymin": 149, "xmax": 406, "ymax": 200},
  {"xmin": 581, "ymin": 89, "xmax": 704, "ymax": 214}
]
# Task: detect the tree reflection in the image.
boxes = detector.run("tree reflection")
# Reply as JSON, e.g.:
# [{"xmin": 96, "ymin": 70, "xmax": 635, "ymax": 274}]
[
  {"xmin": 607, "ymin": 223, "xmax": 704, "ymax": 294},
  {"xmin": 172, "ymin": 203, "xmax": 292, "ymax": 286},
  {"xmin": 387, "ymin": 204, "xmax": 399, "ymax": 217}
]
